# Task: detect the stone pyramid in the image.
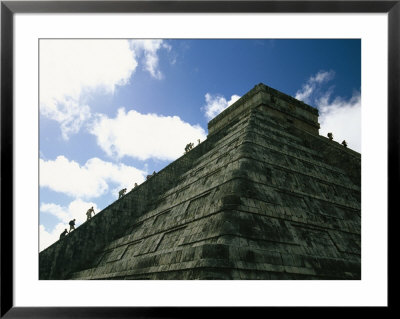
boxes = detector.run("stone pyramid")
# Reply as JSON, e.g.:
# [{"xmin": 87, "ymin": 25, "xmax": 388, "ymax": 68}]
[{"xmin": 39, "ymin": 83, "xmax": 361, "ymax": 280}]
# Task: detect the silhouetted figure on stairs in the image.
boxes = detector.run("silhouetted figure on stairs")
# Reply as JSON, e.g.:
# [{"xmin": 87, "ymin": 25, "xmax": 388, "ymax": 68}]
[
  {"xmin": 60, "ymin": 229, "xmax": 68, "ymax": 239},
  {"xmin": 69, "ymin": 219, "xmax": 76, "ymax": 233},
  {"xmin": 86, "ymin": 206, "xmax": 95, "ymax": 221},
  {"xmin": 119, "ymin": 188, "xmax": 127, "ymax": 199}
]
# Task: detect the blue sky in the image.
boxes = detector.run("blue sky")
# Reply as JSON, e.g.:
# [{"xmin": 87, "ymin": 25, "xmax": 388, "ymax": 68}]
[{"xmin": 39, "ymin": 39, "xmax": 361, "ymax": 251}]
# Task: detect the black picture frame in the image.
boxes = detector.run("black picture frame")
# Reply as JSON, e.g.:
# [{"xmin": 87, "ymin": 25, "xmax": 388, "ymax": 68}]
[{"xmin": 1, "ymin": 1, "xmax": 395, "ymax": 317}]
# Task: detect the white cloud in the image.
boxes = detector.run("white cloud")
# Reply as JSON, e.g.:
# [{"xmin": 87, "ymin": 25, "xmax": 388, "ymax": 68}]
[
  {"xmin": 40, "ymin": 223, "xmax": 67, "ymax": 252},
  {"xmin": 318, "ymin": 91, "xmax": 361, "ymax": 153},
  {"xmin": 40, "ymin": 40, "xmax": 138, "ymax": 139},
  {"xmin": 89, "ymin": 108, "xmax": 207, "ymax": 161},
  {"xmin": 40, "ymin": 198, "xmax": 100, "ymax": 251},
  {"xmin": 41, "ymin": 198, "xmax": 99, "ymax": 225},
  {"xmin": 40, "ymin": 155, "xmax": 146, "ymax": 198},
  {"xmin": 311, "ymin": 70, "xmax": 335, "ymax": 83},
  {"xmin": 295, "ymin": 84, "xmax": 314, "ymax": 102},
  {"xmin": 40, "ymin": 39, "xmax": 171, "ymax": 139},
  {"xmin": 295, "ymin": 70, "xmax": 335, "ymax": 103},
  {"xmin": 203, "ymin": 93, "xmax": 241, "ymax": 120},
  {"xmin": 129, "ymin": 40, "xmax": 171, "ymax": 80},
  {"xmin": 294, "ymin": 70, "xmax": 361, "ymax": 152}
]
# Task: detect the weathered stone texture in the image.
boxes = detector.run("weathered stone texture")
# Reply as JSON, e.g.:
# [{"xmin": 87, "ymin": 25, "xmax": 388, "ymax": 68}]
[{"xmin": 39, "ymin": 83, "xmax": 361, "ymax": 280}]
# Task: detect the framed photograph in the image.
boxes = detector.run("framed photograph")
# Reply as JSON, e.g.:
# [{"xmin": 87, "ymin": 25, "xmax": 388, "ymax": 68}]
[{"xmin": 1, "ymin": 0, "xmax": 395, "ymax": 317}]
